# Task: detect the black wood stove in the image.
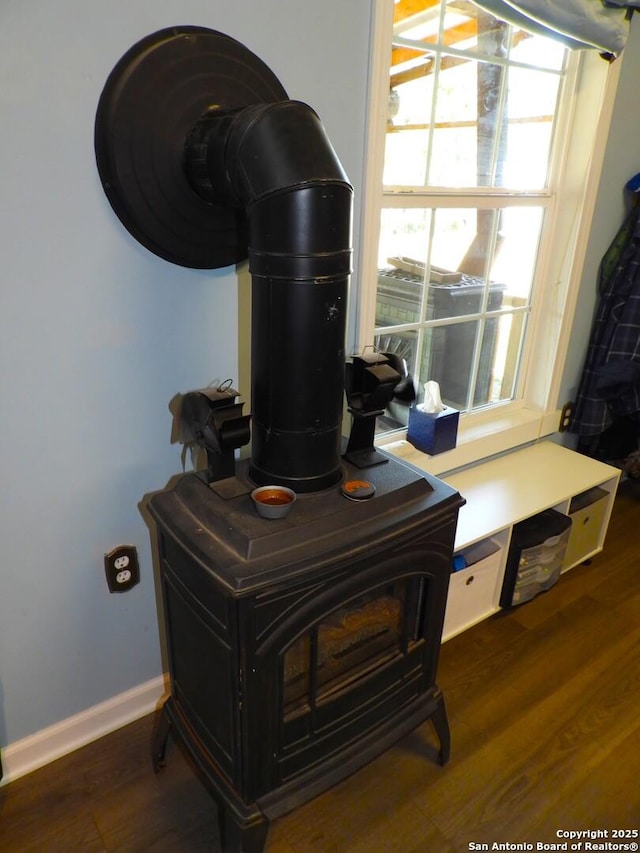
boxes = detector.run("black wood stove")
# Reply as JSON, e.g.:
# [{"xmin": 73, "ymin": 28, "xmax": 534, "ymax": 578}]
[
  {"xmin": 148, "ymin": 452, "xmax": 460, "ymax": 851},
  {"xmin": 93, "ymin": 26, "xmax": 464, "ymax": 852}
]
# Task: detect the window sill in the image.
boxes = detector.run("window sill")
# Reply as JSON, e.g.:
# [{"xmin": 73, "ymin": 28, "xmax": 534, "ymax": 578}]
[{"xmin": 376, "ymin": 406, "xmax": 562, "ymax": 477}]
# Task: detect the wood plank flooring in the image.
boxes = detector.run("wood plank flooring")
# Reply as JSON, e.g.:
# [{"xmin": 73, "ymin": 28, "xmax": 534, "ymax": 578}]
[{"xmin": 1, "ymin": 477, "xmax": 639, "ymax": 851}]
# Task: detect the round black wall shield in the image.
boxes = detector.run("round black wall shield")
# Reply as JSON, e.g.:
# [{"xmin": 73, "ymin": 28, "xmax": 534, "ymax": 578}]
[{"xmin": 94, "ymin": 26, "xmax": 288, "ymax": 268}]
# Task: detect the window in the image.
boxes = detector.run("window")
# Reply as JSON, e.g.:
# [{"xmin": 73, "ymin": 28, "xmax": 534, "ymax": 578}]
[{"xmin": 356, "ymin": 0, "xmax": 620, "ymax": 468}]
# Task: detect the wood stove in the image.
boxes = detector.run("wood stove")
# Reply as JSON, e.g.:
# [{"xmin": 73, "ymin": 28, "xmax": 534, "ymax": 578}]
[
  {"xmin": 93, "ymin": 26, "xmax": 464, "ymax": 852},
  {"xmin": 148, "ymin": 452, "xmax": 462, "ymax": 852}
]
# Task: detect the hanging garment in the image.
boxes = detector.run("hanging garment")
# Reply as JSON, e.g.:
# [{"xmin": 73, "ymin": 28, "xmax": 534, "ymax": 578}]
[{"xmin": 569, "ymin": 198, "xmax": 640, "ymax": 440}]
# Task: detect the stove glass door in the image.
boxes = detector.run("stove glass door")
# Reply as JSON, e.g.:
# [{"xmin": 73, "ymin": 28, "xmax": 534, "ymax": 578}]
[{"xmin": 283, "ymin": 578, "xmax": 422, "ymax": 716}]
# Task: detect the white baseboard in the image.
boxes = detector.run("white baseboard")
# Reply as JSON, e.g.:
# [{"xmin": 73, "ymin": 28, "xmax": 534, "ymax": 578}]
[{"xmin": 0, "ymin": 674, "xmax": 167, "ymax": 787}]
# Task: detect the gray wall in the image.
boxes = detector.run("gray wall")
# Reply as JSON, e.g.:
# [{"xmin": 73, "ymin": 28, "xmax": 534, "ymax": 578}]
[{"xmin": 0, "ymin": 0, "xmax": 372, "ymax": 746}]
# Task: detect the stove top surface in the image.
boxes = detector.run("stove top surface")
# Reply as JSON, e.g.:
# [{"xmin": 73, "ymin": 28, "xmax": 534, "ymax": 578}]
[{"xmin": 147, "ymin": 450, "xmax": 463, "ymax": 592}]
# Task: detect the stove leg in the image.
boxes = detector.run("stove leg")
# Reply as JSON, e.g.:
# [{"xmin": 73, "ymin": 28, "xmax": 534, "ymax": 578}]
[
  {"xmin": 152, "ymin": 701, "xmax": 172, "ymax": 773},
  {"xmin": 431, "ymin": 694, "xmax": 451, "ymax": 766},
  {"xmin": 219, "ymin": 808, "xmax": 269, "ymax": 853}
]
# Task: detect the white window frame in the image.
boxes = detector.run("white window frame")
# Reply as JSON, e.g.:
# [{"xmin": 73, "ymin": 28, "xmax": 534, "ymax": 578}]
[{"xmin": 353, "ymin": 0, "xmax": 624, "ymax": 476}]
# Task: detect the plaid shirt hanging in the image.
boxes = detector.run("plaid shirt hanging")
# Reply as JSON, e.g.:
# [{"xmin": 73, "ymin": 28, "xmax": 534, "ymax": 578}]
[{"xmin": 569, "ymin": 198, "xmax": 640, "ymax": 438}]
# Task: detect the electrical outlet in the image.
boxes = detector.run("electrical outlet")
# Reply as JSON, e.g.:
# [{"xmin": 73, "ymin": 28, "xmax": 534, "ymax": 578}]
[
  {"xmin": 559, "ymin": 401, "xmax": 574, "ymax": 432},
  {"xmin": 104, "ymin": 545, "xmax": 140, "ymax": 593}
]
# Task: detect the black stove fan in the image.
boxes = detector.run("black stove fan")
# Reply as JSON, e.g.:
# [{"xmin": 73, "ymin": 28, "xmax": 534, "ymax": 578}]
[
  {"xmin": 344, "ymin": 350, "xmax": 416, "ymax": 468},
  {"xmin": 179, "ymin": 383, "xmax": 251, "ymax": 484}
]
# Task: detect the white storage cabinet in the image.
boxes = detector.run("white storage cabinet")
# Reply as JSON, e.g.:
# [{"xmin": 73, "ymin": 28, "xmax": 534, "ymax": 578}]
[{"xmin": 440, "ymin": 441, "xmax": 620, "ymax": 641}]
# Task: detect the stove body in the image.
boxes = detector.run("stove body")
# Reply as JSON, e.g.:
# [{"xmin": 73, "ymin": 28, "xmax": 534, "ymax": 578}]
[{"xmin": 149, "ymin": 453, "xmax": 462, "ymax": 851}]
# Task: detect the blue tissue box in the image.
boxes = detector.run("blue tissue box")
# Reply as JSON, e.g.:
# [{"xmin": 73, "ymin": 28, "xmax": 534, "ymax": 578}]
[{"xmin": 407, "ymin": 405, "xmax": 459, "ymax": 455}]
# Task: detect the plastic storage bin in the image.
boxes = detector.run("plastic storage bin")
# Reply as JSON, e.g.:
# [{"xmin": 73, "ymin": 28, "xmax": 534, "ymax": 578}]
[{"xmin": 500, "ymin": 508, "xmax": 571, "ymax": 608}]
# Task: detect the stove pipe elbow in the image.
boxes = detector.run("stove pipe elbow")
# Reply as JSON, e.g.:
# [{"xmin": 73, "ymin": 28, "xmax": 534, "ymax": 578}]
[{"xmin": 188, "ymin": 101, "xmax": 354, "ymax": 492}]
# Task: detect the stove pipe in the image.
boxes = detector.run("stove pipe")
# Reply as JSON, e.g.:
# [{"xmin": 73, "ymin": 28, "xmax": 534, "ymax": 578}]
[{"xmin": 186, "ymin": 101, "xmax": 353, "ymax": 492}]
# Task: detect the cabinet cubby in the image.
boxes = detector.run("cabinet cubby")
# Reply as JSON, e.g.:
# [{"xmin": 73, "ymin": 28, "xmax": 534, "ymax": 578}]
[{"xmin": 443, "ymin": 530, "xmax": 508, "ymax": 640}]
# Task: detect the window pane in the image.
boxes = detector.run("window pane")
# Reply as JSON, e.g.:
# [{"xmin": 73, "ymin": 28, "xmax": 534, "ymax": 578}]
[
  {"xmin": 377, "ymin": 207, "xmax": 432, "ymax": 270},
  {"xmin": 504, "ymin": 66, "xmax": 562, "ymax": 188},
  {"xmin": 384, "ymin": 67, "xmax": 433, "ymax": 185},
  {"xmin": 509, "ymin": 24, "xmax": 566, "ymax": 71},
  {"xmin": 490, "ymin": 206, "xmax": 543, "ymax": 301},
  {"xmin": 492, "ymin": 309, "xmax": 528, "ymax": 402},
  {"xmin": 386, "ymin": 1, "xmax": 567, "ymax": 190},
  {"xmin": 375, "ymin": 204, "xmax": 543, "ymax": 416},
  {"xmin": 375, "ymin": 309, "xmax": 528, "ymax": 424},
  {"xmin": 374, "ymin": 330, "xmax": 418, "ymax": 371},
  {"xmin": 377, "ymin": 206, "xmax": 543, "ymax": 314},
  {"xmin": 429, "ymin": 207, "xmax": 496, "ymax": 290},
  {"xmin": 430, "ymin": 58, "xmax": 509, "ymax": 188},
  {"xmin": 384, "ymin": 128, "xmax": 429, "ymax": 185}
]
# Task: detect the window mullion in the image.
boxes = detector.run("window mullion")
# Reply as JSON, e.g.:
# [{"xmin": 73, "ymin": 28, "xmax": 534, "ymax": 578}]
[{"xmin": 381, "ymin": 191, "xmax": 553, "ymax": 206}]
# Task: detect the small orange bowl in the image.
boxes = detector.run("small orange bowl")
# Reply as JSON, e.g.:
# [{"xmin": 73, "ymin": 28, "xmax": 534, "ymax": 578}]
[{"xmin": 251, "ymin": 485, "xmax": 296, "ymax": 519}]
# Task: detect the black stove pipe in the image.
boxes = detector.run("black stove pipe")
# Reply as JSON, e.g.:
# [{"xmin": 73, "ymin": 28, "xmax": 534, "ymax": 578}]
[{"xmin": 186, "ymin": 101, "xmax": 353, "ymax": 492}]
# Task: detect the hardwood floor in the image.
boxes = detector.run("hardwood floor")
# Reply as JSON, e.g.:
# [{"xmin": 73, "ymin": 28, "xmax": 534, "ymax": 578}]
[{"xmin": 1, "ymin": 477, "xmax": 639, "ymax": 852}]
